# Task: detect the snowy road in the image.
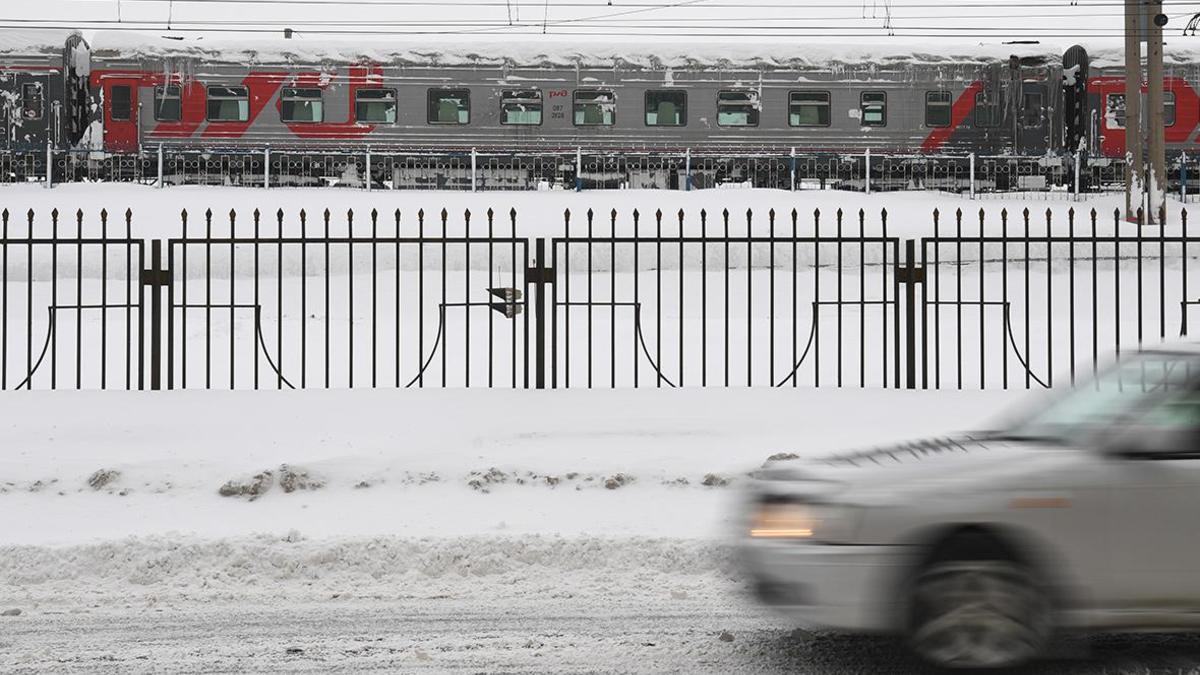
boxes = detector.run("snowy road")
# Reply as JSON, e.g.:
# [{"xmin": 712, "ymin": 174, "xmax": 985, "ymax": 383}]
[{"xmin": 8, "ymin": 588, "xmax": 1200, "ymax": 673}]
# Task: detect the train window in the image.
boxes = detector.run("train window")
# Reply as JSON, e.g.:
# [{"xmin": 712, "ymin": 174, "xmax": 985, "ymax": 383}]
[
  {"xmin": 860, "ymin": 91, "xmax": 887, "ymax": 127},
  {"xmin": 924, "ymin": 91, "xmax": 952, "ymax": 128},
  {"xmin": 281, "ymin": 88, "xmax": 324, "ymax": 124},
  {"xmin": 1022, "ymin": 90, "xmax": 1044, "ymax": 128},
  {"xmin": 501, "ymin": 89, "xmax": 543, "ymax": 126},
  {"xmin": 207, "ymin": 85, "xmax": 249, "ymax": 122},
  {"xmin": 717, "ymin": 90, "xmax": 759, "ymax": 127},
  {"xmin": 355, "ymin": 89, "xmax": 397, "ymax": 124},
  {"xmin": 20, "ymin": 82, "xmax": 43, "ymax": 121},
  {"xmin": 574, "ymin": 90, "xmax": 615, "ymax": 126},
  {"xmin": 154, "ymin": 85, "xmax": 182, "ymax": 122},
  {"xmin": 428, "ymin": 88, "xmax": 470, "ymax": 125},
  {"xmin": 1106, "ymin": 93, "xmax": 1126, "ymax": 129},
  {"xmin": 974, "ymin": 91, "xmax": 1000, "ymax": 127},
  {"xmin": 110, "ymin": 85, "xmax": 132, "ymax": 122},
  {"xmin": 788, "ymin": 91, "xmax": 830, "ymax": 127},
  {"xmin": 645, "ymin": 90, "xmax": 686, "ymax": 127},
  {"xmin": 1165, "ymin": 91, "xmax": 1176, "ymax": 127}
]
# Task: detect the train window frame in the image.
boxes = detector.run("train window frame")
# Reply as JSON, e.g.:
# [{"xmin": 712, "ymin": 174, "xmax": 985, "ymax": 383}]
[
  {"xmin": 206, "ymin": 85, "xmax": 250, "ymax": 123},
  {"xmin": 154, "ymin": 84, "xmax": 182, "ymax": 122},
  {"xmin": 1165, "ymin": 91, "xmax": 1177, "ymax": 127},
  {"xmin": 974, "ymin": 91, "xmax": 1000, "ymax": 128},
  {"xmin": 20, "ymin": 82, "xmax": 44, "ymax": 121},
  {"xmin": 860, "ymin": 90, "xmax": 887, "ymax": 127},
  {"xmin": 355, "ymin": 88, "xmax": 397, "ymax": 124},
  {"xmin": 280, "ymin": 87, "xmax": 324, "ymax": 124},
  {"xmin": 788, "ymin": 90, "xmax": 831, "ymax": 128},
  {"xmin": 716, "ymin": 89, "xmax": 759, "ymax": 128},
  {"xmin": 573, "ymin": 89, "xmax": 616, "ymax": 126},
  {"xmin": 427, "ymin": 88, "xmax": 471, "ymax": 125},
  {"xmin": 110, "ymin": 85, "xmax": 133, "ymax": 122},
  {"xmin": 500, "ymin": 88, "xmax": 543, "ymax": 126},
  {"xmin": 924, "ymin": 90, "xmax": 952, "ymax": 128},
  {"xmin": 644, "ymin": 89, "xmax": 687, "ymax": 127}
]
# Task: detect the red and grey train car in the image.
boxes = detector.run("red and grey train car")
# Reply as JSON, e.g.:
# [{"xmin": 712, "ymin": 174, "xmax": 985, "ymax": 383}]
[{"xmin": 3, "ymin": 29, "xmax": 1199, "ymax": 188}]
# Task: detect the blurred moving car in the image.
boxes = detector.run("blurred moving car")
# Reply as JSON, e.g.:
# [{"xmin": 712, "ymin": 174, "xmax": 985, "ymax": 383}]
[{"xmin": 739, "ymin": 348, "xmax": 1200, "ymax": 669}]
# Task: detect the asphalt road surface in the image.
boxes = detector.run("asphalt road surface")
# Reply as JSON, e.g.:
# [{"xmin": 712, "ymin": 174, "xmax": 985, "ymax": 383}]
[{"xmin": 7, "ymin": 598, "xmax": 1200, "ymax": 673}]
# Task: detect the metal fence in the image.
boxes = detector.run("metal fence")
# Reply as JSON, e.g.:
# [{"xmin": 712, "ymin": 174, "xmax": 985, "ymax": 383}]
[
  {"xmin": 0, "ymin": 148, "xmax": 1137, "ymax": 196},
  {"xmin": 0, "ymin": 204, "xmax": 1194, "ymax": 391}
]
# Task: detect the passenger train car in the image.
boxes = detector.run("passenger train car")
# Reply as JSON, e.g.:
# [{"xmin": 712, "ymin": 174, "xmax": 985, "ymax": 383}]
[{"xmin": 1, "ymin": 29, "xmax": 1197, "ymax": 189}]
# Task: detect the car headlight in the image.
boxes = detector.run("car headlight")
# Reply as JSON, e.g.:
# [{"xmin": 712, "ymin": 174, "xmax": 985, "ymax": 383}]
[{"xmin": 748, "ymin": 501, "xmax": 859, "ymax": 543}]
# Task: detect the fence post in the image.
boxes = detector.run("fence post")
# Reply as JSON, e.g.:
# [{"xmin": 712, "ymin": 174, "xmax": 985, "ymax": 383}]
[
  {"xmin": 865, "ymin": 147, "xmax": 872, "ymax": 195},
  {"xmin": 157, "ymin": 143, "xmax": 164, "ymax": 188},
  {"xmin": 264, "ymin": 146, "xmax": 270, "ymax": 189},
  {"xmin": 575, "ymin": 146, "xmax": 582, "ymax": 192},
  {"xmin": 1080, "ymin": 147, "xmax": 1089, "ymax": 198},
  {"xmin": 969, "ymin": 152, "xmax": 976, "ymax": 199},
  {"xmin": 1183, "ymin": 152, "xmax": 1189, "ymax": 202},
  {"xmin": 684, "ymin": 147, "xmax": 691, "ymax": 191},
  {"xmin": 471, "ymin": 147, "xmax": 477, "ymax": 192},
  {"xmin": 530, "ymin": 238, "xmax": 550, "ymax": 389},
  {"xmin": 45, "ymin": 139, "xmax": 52, "ymax": 189},
  {"xmin": 790, "ymin": 146, "xmax": 796, "ymax": 191},
  {"xmin": 140, "ymin": 239, "xmax": 169, "ymax": 391},
  {"xmin": 898, "ymin": 238, "xmax": 923, "ymax": 390}
]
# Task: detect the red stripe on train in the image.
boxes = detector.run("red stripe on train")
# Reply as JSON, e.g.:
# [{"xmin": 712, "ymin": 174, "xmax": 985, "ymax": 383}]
[{"xmin": 920, "ymin": 81, "xmax": 984, "ymax": 154}]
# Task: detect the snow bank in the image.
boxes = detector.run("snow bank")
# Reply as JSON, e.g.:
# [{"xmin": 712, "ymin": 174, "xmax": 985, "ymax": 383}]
[{"xmin": 0, "ymin": 387, "xmax": 1022, "ymax": 546}]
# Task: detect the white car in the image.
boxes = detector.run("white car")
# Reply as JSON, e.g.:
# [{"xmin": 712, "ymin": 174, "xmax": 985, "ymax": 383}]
[{"xmin": 738, "ymin": 348, "xmax": 1200, "ymax": 669}]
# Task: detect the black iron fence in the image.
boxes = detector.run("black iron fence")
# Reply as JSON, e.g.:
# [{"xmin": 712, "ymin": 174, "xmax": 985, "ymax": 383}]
[{"xmin": 0, "ymin": 205, "xmax": 1194, "ymax": 390}]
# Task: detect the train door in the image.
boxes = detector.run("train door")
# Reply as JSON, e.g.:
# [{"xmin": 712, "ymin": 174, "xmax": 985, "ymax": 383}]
[
  {"xmin": 1016, "ymin": 82, "xmax": 1049, "ymax": 155},
  {"xmin": 102, "ymin": 78, "xmax": 139, "ymax": 153},
  {"xmin": 6, "ymin": 73, "xmax": 52, "ymax": 151}
]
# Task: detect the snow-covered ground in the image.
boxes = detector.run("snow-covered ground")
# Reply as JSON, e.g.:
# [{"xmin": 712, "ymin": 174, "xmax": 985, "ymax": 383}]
[
  {"xmin": 0, "ymin": 386, "xmax": 1023, "ymax": 671},
  {"xmin": 0, "ymin": 183, "xmax": 1171, "ymax": 240}
]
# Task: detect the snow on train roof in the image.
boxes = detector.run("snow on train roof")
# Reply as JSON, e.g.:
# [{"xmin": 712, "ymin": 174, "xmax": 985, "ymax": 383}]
[
  {"xmin": 0, "ymin": 29, "xmax": 80, "ymax": 56},
  {"xmin": 88, "ymin": 30, "xmax": 1067, "ymax": 70}
]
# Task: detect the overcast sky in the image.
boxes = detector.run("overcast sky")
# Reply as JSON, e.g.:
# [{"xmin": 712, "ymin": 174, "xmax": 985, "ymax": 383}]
[{"xmin": 4, "ymin": 0, "xmax": 1195, "ymax": 44}]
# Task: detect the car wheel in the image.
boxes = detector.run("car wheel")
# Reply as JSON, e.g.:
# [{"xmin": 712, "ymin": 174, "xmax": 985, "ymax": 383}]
[{"xmin": 907, "ymin": 559, "xmax": 1049, "ymax": 669}]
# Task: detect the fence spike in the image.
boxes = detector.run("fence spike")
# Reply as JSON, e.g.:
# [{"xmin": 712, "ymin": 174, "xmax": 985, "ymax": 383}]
[
  {"xmin": 677, "ymin": 208, "xmax": 684, "ymax": 224},
  {"xmin": 1068, "ymin": 206, "xmax": 1075, "ymax": 219},
  {"xmin": 634, "ymin": 208, "xmax": 641, "ymax": 220},
  {"xmin": 25, "ymin": 209, "xmax": 33, "ymax": 225},
  {"xmin": 1046, "ymin": 208, "xmax": 1052, "ymax": 227},
  {"xmin": 204, "ymin": 208, "xmax": 212, "ymax": 222},
  {"xmin": 814, "ymin": 208, "xmax": 820, "ymax": 219},
  {"xmin": 463, "ymin": 209, "xmax": 470, "ymax": 226},
  {"xmin": 933, "ymin": 208, "xmax": 939, "ymax": 227},
  {"xmin": 440, "ymin": 207, "xmax": 448, "ymax": 223},
  {"xmin": 610, "ymin": 208, "xmax": 617, "ymax": 222},
  {"xmin": 565, "ymin": 209, "xmax": 571, "ymax": 227},
  {"xmin": 325, "ymin": 207, "xmax": 332, "ymax": 221},
  {"xmin": 721, "ymin": 208, "xmax": 728, "ymax": 220},
  {"xmin": 1, "ymin": 208, "xmax": 7, "ymax": 221},
  {"xmin": 51, "ymin": 208, "xmax": 58, "ymax": 221},
  {"xmin": 348, "ymin": 209, "xmax": 355, "ymax": 228},
  {"xmin": 792, "ymin": 207, "xmax": 799, "ymax": 220},
  {"xmin": 75, "ymin": 209, "xmax": 82, "ymax": 227},
  {"xmin": 933, "ymin": 207, "xmax": 939, "ymax": 220}
]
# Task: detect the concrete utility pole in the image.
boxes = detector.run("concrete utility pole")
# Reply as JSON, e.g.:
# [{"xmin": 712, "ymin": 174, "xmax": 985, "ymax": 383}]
[
  {"xmin": 1147, "ymin": 0, "xmax": 1167, "ymax": 224},
  {"xmin": 1125, "ymin": 0, "xmax": 1143, "ymax": 221}
]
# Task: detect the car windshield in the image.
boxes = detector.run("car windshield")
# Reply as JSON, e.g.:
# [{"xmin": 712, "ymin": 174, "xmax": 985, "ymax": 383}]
[{"xmin": 1001, "ymin": 352, "xmax": 1200, "ymax": 443}]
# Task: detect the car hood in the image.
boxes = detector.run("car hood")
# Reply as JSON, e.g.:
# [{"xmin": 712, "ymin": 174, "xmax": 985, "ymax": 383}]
[{"xmin": 753, "ymin": 434, "xmax": 1084, "ymax": 503}]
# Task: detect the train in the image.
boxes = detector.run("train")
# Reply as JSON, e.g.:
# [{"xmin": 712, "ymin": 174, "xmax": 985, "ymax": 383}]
[{"xmin": 0, "ymin": 29, "xmax": 1193, "ymax": 190}]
